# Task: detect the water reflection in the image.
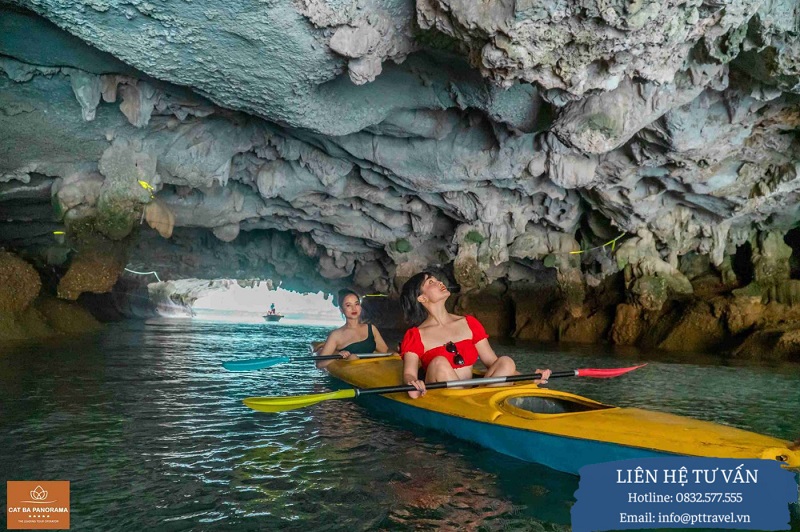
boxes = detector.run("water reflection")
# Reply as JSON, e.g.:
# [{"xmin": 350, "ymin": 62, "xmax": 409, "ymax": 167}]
[{"xmin": 0, "ymin": 320, "xmax": 797, "ymax": 530}]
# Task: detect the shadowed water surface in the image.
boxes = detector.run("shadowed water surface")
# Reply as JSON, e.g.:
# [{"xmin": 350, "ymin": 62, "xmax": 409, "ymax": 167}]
[{"xmin": 1, "ymin": 319, "xmax": 798, "ymax": 530}]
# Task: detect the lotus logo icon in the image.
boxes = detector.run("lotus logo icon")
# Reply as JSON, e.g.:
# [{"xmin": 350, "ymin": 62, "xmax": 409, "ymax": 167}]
[{"xmin": 30, "ymin": 485, "xmax": 48, "ymax": 501}]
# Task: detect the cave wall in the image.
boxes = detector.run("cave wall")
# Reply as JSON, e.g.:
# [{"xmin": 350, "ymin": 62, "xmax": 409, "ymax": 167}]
[{"xmin": 2, "ymin": 1, "xmax": 800, "ymax": 357}]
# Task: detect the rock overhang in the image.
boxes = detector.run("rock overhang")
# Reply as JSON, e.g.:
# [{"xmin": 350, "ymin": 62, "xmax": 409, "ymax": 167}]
[{"xmin": 1, "ymin": 0, "xmax": 800, "ymax": 313}]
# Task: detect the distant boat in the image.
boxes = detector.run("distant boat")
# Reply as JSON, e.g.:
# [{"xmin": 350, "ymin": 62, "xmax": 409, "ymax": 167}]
[{"xmin": 263, "ymin": 314, "xmax": 283, "ymax": 322}]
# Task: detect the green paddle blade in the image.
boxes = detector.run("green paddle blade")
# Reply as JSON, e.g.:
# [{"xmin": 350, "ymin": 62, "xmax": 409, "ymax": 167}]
[{"xmin": 243, "ymin": 389, "xmax": 358, "ymax": 412}]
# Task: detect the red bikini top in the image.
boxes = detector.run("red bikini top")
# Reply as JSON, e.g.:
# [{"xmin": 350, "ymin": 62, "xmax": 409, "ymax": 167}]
[{"xmin": 400, "ymin": 315, "xmax": 489, "ymax": 370}]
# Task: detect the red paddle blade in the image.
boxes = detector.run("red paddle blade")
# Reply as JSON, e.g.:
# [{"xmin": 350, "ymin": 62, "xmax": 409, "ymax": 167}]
[{"xmin": 576, "ymin": 364, "xmax": 647, "ymax": 378}]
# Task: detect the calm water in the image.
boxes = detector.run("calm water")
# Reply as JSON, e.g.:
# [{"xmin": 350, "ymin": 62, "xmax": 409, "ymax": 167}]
[{"xmin": 1, "ymin": 319, "xmax": 799, "ymax": 531}]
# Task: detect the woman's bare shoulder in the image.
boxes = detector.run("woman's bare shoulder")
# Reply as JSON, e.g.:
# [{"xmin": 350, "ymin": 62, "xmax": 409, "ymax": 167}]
[{"xmin": 326, "ymin": 327, "xmax": 346, "ymax": 340}]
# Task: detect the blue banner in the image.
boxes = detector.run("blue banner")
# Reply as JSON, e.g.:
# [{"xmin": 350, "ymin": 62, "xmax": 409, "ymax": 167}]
[{"xmin": 572, "ymin": 458, "xmax": 799, "ymax": 531}]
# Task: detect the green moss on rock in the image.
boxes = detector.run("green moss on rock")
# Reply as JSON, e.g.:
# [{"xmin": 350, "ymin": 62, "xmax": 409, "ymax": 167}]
[
  {"xmin": 464, "ymin": 230, "xmax": 485, "ymax": 244},
  {"xmin": 631, "ymin": 275, "xmax": 668, "ymax": 312},
  {"xmin": 584, "ymin": 112, "xmax": 619, "ymax": 137},
  {"xmin": 392, "ymin": 238, "xmax": 413, "ymax": 253},
  {"xmin": 95, "ymin": 195, "xmax": 142, "ymax": 241}
]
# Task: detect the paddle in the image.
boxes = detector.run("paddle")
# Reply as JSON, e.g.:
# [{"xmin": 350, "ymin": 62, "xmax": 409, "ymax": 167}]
[
  {"xmin": 223, "ymin": 352, "xmax": 395, "ymax": 372},
  {"xmin": 243, "ymin": 364, "xmax": 646, "ymax": 413}
]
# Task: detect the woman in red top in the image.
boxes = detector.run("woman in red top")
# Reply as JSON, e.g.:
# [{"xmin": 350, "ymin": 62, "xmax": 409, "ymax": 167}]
[{"xmin": 399, "ymin": 271, "xmax": 552, "ymax": 398}]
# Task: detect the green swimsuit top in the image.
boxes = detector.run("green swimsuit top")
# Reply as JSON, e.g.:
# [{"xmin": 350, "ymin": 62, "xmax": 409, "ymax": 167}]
[{"xmin": 342, "ymin": 324, "xmax": 376, "ymax": 354}]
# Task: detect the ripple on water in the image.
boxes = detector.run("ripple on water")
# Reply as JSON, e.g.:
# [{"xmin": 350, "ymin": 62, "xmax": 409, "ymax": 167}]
[{"xmin": 0, "ymin": 320, "xmax": 798, "ymax": 531}]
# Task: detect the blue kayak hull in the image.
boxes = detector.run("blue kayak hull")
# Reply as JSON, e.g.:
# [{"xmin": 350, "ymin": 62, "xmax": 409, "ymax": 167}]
[{"xmin": 360, "ymin": 393, "xmax": 674, "ymax": 476}]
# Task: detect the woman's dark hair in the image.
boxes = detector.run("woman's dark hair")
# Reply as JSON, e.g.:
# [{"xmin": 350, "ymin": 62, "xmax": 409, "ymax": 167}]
[
  {"xmin": 400, "ymin": 271, "xmax": 435, "ymax": 327},
  {"xmin": 336, "ymin": 289, "xmax": 360, "ymax": 312}
]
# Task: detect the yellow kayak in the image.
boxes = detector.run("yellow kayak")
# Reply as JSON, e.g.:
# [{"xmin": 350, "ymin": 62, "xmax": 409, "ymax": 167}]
[{"xmin": 324, "ymin": 356, "xmax": 800, "ymax": 476}]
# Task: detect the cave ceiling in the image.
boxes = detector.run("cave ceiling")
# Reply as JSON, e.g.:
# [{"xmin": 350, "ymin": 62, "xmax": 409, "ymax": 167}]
[{"xmin": 1, "ymin": 0, "xmax": 800, "ymax": 297}]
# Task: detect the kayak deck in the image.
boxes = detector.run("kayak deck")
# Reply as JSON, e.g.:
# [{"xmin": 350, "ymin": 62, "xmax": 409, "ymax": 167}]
[{"xmin": 326, "ymin": 357, "xmax": 800, "ymax": 473}]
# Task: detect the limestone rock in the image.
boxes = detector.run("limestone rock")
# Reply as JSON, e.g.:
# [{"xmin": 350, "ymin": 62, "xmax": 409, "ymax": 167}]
[
  {"xmin": 0, "ymin": 252, "xmax": 42, "ymax": 313},
  {"xmin": 510, "ymin": 287, "xmax": 559, "ymax": 342},
  {"xmin": 0, "ymin": 307, "xmax": 50, "ymax": 341},
  {"xmin": 630, "ymin": 275, "xmax": 669, "ymax": 313},
  {"xmin": 616, "ymin": 230, "xmax": 693, "ymax": 312},
  {"xmin": 454, "ymin": 286, "xmax": 513, "ymax": 338},
  {"xmin": 657, "ymin": 301, "xmax": 726, "ymax": 352},
  {"xmin": 4, "ymin": 3, "xmax": 800, "ymax": 353},
  {"xmin": 560, "ymin": 309, "xmax": 613, "ymax": 344},
  {"xmin": 610, "ymin": 303, "xmax": 644, "ymax": 346},
  {"xmin": 66, "ymin": 68, "xmax": 102, "ymax": 121},
  {"xmin": 726, "ymin": 298, "xmax": 763, "ymax": 335},
  {"xmin": 732, "ymin": 328, "xmax": 800, "ymax": 362},
  {"xmin": 58, "ymin": 249, "xmax": 126, "ymax": 300},
  {"xmin": 34, "ymin": 296, "xmax": 102, "ymax": 335},
  {"xmin": 145, "ymin": 200, "xmax": 176, "ymax": 239},
  {"xmin": 764, "ymin": 280, "xmax": 800, "ymax": 306},
  {"xmin": 417, "ymin": 0, "xmax": 753, "ymax": 97},
  {"xmin": 0, "ymin": 255, "xmax": 101, "ymax": 341},
  {"xmin": 553, "ymin": 66, "xmax": 727, "ymax": 155},
  {"xmin": 509, "ymin": 226, "xmax": 585, "ymax": 314},
  {"xmin": 752, "ymin": 231, "xmax": 792, "ymax": 285}
]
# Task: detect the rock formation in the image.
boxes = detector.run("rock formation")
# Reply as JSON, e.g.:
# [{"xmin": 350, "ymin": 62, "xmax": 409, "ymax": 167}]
[
  {"xmin": 0, "ymin": 251, "xmax": 100, "ymax": 340},
  {"xmin": 1, "ymin": 1, "xmax": 800, "ymax": 359}
]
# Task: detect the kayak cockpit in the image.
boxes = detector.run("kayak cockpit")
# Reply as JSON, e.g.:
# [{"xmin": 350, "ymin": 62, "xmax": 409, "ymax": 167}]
[
  {"xmin": 496, "ymin": 392, "xmax": 615, "ymax": 420},
  {"xmin": 506, "ymin": 396, "xmax": 610, "ymax": 414}
]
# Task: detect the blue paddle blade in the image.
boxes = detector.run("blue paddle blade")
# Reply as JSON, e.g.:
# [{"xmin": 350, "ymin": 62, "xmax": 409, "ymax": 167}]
[{"xmin": 222, "ymin": 357, "xmax": 290, "ymax": 371}]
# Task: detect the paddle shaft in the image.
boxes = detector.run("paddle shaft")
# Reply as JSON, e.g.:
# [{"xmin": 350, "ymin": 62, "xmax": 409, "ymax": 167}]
[
  {"xmin": 305, "ymin": 353, "xmax": 394, "ymax": 362},
  {"xmin": 222, "ymin": 352, "xmax": 394, "ymax": 371},
  {"xmin": 242, "ymin": 365, "xmax": 644, "ymax": 412},
  {"xmin": 354, "ymin": 370, "xmax": 576, "ymax": 397}
]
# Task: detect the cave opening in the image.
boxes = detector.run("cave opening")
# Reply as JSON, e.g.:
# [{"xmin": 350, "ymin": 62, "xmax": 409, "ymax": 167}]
[{"xmin": 191, "ymin": 284, "xmax": 341, "ymax": 324}]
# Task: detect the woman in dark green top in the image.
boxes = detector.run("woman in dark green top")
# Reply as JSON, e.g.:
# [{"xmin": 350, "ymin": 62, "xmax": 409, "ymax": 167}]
[{"xmin": 316, "ymin": 289, "xmax": 390, "ymax": 369}]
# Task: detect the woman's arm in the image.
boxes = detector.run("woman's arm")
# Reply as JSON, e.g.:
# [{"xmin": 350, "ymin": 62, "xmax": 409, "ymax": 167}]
[
  {"xmin": 373, "ymin": 326, "xmax": 390, "ymax": 353},
  {"xmin": 402, "ymin": 352, "xmax": 426, "ymax": 398},
  {"xmin": 476, "ymin": 338, "xmax": 551, "ymax": 383},
  {"xmin": 475, "ymin": 338, "xmax": 499, "ymax": 367},
  {"xmin": 315, "ymin": 332, "xmax": 340, "ymax": 369},
  {"xmin": 475, "ymin": 338, "xmax": 519, "ymax": 379}
]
